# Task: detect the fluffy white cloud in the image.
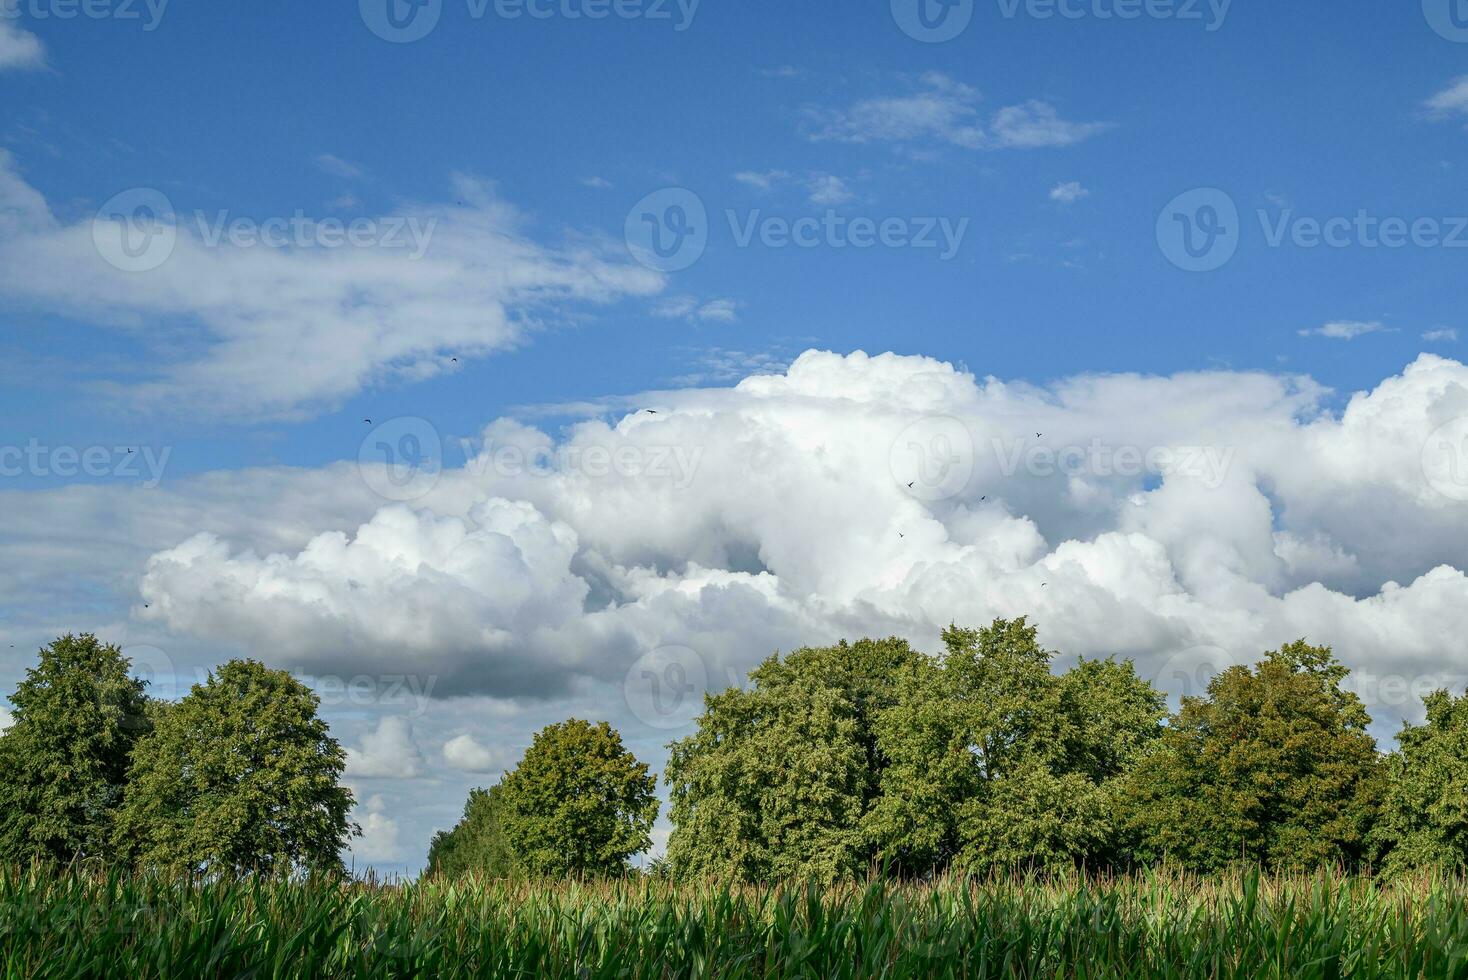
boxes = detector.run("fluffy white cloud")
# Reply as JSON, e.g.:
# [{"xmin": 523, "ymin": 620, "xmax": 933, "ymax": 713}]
[
  {"xmin": 0, "ymin": 706, "xmax": 11, "ymax": 733},
  {"xmin": 130, "ymin": 349, "xmax": 1468, "ymax": 717},
  {"xmin": 442, "ymin": 733, "xmax": 501, "ymax": 773},
  {"xmin": 347, "ymin": 794, "xmax": 402, "ymax": 864},
  {"xmin": 0, "ymin": 152, "xmax": 662, "ymax": 419},
  {"xmin": 807, "ymin": 74, "xmax": 1109, "ymax": 152},
  {"xmin": 0, "ymin": 22, "xmax": 44, "ymax": 71},
  {"xmin": 345, "ymin": 717, "xmax": 425, "ymax": 779}
]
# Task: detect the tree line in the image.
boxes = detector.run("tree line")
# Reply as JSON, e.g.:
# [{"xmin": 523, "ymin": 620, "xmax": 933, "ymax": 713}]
[
  {"xmin": 4, "ymin": 624, "xmax": 1467, "ymax": 880},
  {"xmin": 434, "ymin": 618, "xmax": 1468, "ymax": 881},
  {"xmin": 0, "ymin": 635, "xmax": 353, "ymax": 874}
]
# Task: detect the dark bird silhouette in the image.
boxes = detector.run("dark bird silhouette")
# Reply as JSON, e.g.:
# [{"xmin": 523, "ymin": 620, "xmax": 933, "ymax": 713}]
[
  {"xmin": 907, "ymin": 481, "xmax": 914, "ymax": 488},
  {"xmin": 645, "ymin": 409, "xmax": 658, "ymax": 414},
  {"xmin": 364, "ymin": 419, "xmax": 372, "ymax": 424},
  {"xmin": 451, "ymin": 357, "xmax": 458, "ymax": 363},
  {"xmin": 980, "ymin": 495, "xmax": 986, "ymax": 501},
  {"xmin": 898, "ymin": 532, "xmax": 905, "ymax": 538},
  {"xmin": 1036, "ymin": 432, "xmax": 1042, "ymax": 438}
]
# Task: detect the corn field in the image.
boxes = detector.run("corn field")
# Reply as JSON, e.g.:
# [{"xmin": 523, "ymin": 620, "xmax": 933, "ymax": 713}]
[{"xmin": 2, "ymin": 868, "xmax": 1467, "ymax": 979}]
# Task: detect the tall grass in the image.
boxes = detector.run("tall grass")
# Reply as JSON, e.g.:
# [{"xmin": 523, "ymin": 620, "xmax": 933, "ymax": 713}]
[{"xmin": 2, "ymin": 867, "xmax": 1467, "ymax": 978}]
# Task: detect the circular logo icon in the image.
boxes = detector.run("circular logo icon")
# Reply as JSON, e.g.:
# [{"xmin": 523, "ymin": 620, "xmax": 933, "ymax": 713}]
[
  {"xmin": 92, "ymin": 188, "xmax": 177, "ymax": 273},
  {"xmin": 358, "ymin": 417, "xmax": 444, "ymax": 501},
  {"xmin": 891, "ymin": 0, "xmax": 974, "ymax": 42},
  {"xmin": 890, "ymin": 415, "xmax": 975, "ymax": 502},
  {"xmin": 624, "ymin": 188, "xmax": 708, "ymax": 272},
  {"xmin": 360, "ymin": 0, "xmax": 442, "ymax": 42},
  {"xmin": 1156, "ymin": 188, "xmax": 1239, "ymax": 273},
  {"xmin": 1423, "ymin": 417, "xmax": 1468, "ymax": 502},
  {"xmin": 1152, "ymin": 644, "xmax": 1237, "ymax": 707},
  {"xmin": 624, "ymin": 645, "xmax": 708, "ymax": 730},
  {"xmin": 1423, "ymin": 0, "xmax": 1468, "ymax": 41},
  {"xmin": 124, "ymin": 644, "xmax": 182, "ymax": 703}
]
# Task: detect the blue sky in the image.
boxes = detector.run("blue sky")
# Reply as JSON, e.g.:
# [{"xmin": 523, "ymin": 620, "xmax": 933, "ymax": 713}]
[
  {"xmin": 4, "ymin": 0, "xmax": 1468, "ymax": 874},
  {"xmin": 2, "ymin": 0, "xmax": 1465, "ymax": 478}
]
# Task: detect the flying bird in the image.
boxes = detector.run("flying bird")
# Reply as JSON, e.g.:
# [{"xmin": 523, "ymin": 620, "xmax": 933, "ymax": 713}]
[{"xmin": 364, "ymin": 419, "xmax": 372, "ymax": 424}]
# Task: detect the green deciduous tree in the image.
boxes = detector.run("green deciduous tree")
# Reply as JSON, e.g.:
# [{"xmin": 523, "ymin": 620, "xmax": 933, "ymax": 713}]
[
  {"xmin": 1122, "ymin": 640, "xmax": 1383, "ymax": 873},
  {"xmin": 498, "ymin": 719, "xmax": 657, "ymax": 878},
  {"xmin": 114, "ymin": 659, "xmax": 356, "ymax": 876},
  {"xmin": 664, "ymin": 638, "xmax": 923, "ymax": 882},
  {"xmin": 1378, "ymin": 688, "xmax": 1468, "ymax": 875},
  {"xmin": 426, "ymin": 783, "xmax": 516, "ymax": 879},
  {"xmin": 867, "ymin": 620, "xmax": 1165, "ymax": 876},
  {"xmin": 0, "ymin": 635, "xmax": 151, "ymax": 863}
]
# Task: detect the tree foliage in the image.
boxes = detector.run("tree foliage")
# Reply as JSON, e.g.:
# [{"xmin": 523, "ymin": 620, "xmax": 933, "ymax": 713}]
[
  {"xmin": 1378, "ymin": 688, "xmax": 1468, "ymax": 875},
  {"xmin": 866, "ymin": 620, "xmax": 1165, "ymax": 876},
  {"xmin": 664, "ymin": 638, "xmax": 923, "ymax": 882},
  {"xmin": 0, "ymin": 634, "xmax": 151, "ymax": 864},
  {"xmin": 426, "ymin": 783, "xmax": 516, "ymax": 879},
  {"xmin": 1121, "ymin": 640, "xmax": 1383, "ymax": 873},
  {"xmin": 497, "ymin": 719, "xmax": 658, "ymax": 878},
  {"xmin": 113, "ymin": 659, "xmax": 356, "ymax": 876}
]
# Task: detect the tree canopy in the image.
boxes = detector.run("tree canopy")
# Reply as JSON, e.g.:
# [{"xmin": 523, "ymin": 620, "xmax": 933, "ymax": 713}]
[
  {"xmin": 1378, "ymin": 688, "xmax": 1468, "ymax": 875},
  {"xmin": 113, "ymin": 659, "xmax": 356, "ymax": 876},
  {"xmin": 1121, "ymin": 640, "xmax": 1383, "ymax": 873},
  {"xmin": 0, "ymin": 634, "xmax": 151, "ymax": 864},
  {"xmin": 498, "ymin": 719, "xmax": 658, "ymax": 878},
  {"xmin": 426, "ymin": 783, "xmax": 515, "ymax": 879}
]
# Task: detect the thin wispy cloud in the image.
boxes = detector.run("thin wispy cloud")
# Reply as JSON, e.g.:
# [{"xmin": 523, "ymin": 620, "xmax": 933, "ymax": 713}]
[
  {"xmin": 1049, "ymin": 181, "xmax": 1089, "ymax": 204},
  {"xmin": 653, "ymin": 295, "xmax": 739, "ymax": 323},
  {"xmin": 733, "ymin": 170, "xmax": 790, "ymax": 192},
  {"xmin": 1424, "ymin": 76, "xmax": 1468, "ymax": 120},
  {"xmin": 806, "ymin": 174, "xmax": 853, "ymax": 206},
  {"xmin": 805, "ymin": 73, "xmax": 1109, "ymax": 152},
  {"xmin": 313, "ymin": 153, "xmax": 367, "ymax": 179},
  {"xmin": 1423, "ymin": 328, "xmax": 1459, "ymax": 342},
  {"xmin": 580, "ymin": 176, "xmax": 613, "ymax": 189},
  {"xmin": 0, "ymin": 155, "xmax": 664, "ymax": 419},
  {"xmin": 734, "ymin": 170, "xmax": 854, "ymax": 206},
  {"xmin": 1299, "ymin": 321, "xmax": 1391, "ymax": 341},
  {"xmin": 0, "ymin": 22, "xmax": 44, "ymax": 72}
]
